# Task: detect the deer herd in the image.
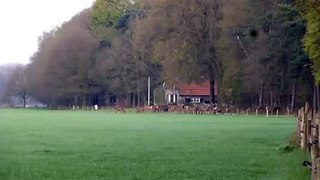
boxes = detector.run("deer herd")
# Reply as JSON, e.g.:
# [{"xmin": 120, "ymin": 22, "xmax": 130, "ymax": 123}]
[{"xmin": 114, "ymin": 103, "xmax": 285, "ymax": 116}]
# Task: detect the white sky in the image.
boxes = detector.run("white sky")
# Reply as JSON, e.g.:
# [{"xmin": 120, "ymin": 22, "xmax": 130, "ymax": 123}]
[{"xmin": 0, "ymin": 0, "xmax": 95, "ymax": 65}]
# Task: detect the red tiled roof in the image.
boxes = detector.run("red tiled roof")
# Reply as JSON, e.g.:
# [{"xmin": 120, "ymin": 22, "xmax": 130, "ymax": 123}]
[{"xmin": 178, "ymin": 81, "xmax": 217, "ymax": 96}]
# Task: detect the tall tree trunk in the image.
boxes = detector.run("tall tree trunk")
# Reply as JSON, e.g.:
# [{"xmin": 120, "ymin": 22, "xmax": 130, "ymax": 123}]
[
  {"xmin": 259, "ymin": 85, "xmax": 264, "ymax": 107},
  {"xmin": 133, "ymin": 94, "xmax": 136, "ymax": 108},
  {"xmin": 209, "ymin": 76, "xmax": 215, "ymax": 104},
  {"xmin": 22, "ymin": 92, "xmax": 28, "ymax": 108},
  {"xmin": 128, "ymin": 92, "xmax": 132, "ymax": 108},
  {"xmin": 23, "ymin": 96, "xmax": 26, "ymax": 108},
  {"xmin": 208, "ymin": 63, "xmax": 216, "ymax": 104},
  {"xmin": 270, "ymin": 87, "xmax": 273, "ymax": 107},
  {"xmin": 313, "ymin": 84, "xmax": 317, "ymax": 111},
  {"xmin": 83, "ymin": 95, "xmax": 86, "ymax": 108},
  {"xmin": 317, "ymin": 85, "xmax": 320, "ymax": 111},
  {"xmin": 137, "ymin": 86, "xmax": 140, "ymax": 107},
  {"xmin": 136, "ymin": 58, "xmax": 140, "ymax": 107},
  {"xmin": 251, "ymin": 94, "xmax": 255, "ymax": 108},
  {"xmin": 290, "ymin": 80, "xmax": 296, "ymax": 113}
]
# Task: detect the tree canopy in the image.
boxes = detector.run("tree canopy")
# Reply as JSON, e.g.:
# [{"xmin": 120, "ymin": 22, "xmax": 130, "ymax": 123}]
[
  {"xmin": 3, "ymin": 0, "xmax": 317, "ymax": 109},
  {"xmin": 297, "ymin": 0, "xmax": 320, "ymax": 83}
]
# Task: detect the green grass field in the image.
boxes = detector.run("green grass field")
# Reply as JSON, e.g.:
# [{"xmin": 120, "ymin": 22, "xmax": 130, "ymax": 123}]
[{"xmin": 0, "ymin": 109, "xmax": 310, "ymax": 180}]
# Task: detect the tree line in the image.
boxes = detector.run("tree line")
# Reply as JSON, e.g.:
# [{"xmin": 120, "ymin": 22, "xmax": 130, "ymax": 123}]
[{"xmin": 1, "ymin": 0, "xmax": 319, "ymax": 110}]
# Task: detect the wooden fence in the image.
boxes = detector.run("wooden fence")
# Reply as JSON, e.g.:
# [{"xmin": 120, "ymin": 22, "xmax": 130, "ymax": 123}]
[{"xmin": 297, "ymin": 102, "xmax": 320, "ymax": 180}]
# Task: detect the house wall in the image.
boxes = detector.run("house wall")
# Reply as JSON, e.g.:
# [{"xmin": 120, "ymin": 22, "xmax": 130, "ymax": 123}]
[
  {"xmin": 165, "ymin": 90, "xmax": 180, "ymax": 104},
  {"xmin": 180, "ymin": 95, "xmax": 211, "ymax": 104}
]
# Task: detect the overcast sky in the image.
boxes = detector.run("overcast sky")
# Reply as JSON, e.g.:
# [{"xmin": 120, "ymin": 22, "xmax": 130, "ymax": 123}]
[{"xmin": 0, "ymin": 0, "xmax": 95, "ymax": 65}]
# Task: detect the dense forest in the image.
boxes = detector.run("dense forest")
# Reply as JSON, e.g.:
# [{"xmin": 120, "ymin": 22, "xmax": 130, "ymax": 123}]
[{"xmin": 1, "ymin": 0, "xmax": 319, "ymax": 110}]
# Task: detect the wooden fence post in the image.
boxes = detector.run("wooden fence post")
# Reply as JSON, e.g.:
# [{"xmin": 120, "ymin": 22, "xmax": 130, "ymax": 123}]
[
  {"xmin": 301, "ymin": 104, "xmax": 309, "ymax": 149},
  {"xmin": 310, "ymin": 113, "xmax": 319, "ymax": 180},
  {"xmin": 298, "ymin": 108, "xmax": 302, "ymax": 144},
  {"xmin": 301, "ymin": 108, "xmax": 305, "ymax": 149},
  {"xmin": 317, "ymin": 158, "xmax": 320, "ymax": 180},
  {"xmin": 314, "ymin": 114, "xmax": 320, "ymax": 180},
  {"xmin": 309, "ymin": 111, "xmax": 315, "ymax": 180},
  {"xmin": 297, "ymin": 103, "xmax": 320, "ymax": 180},
  {"xmin": 307, "ymin": 110, "xmax": 312, "ymax": 153}
]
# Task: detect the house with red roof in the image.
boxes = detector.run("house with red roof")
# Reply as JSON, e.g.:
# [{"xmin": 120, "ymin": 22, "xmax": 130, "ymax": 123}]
[{"xmin": 165, "ymin": 81, "xmax": 217, "ymax": 104}]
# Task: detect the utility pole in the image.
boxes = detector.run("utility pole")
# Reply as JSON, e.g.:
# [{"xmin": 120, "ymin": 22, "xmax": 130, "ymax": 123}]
[
  {"xmin": 148, "ymin": 76, "xmax": 151, "ymax": 106},
  {"xmin": 153, "ymin": 89, "xmax": 156, "ymax": 105}
]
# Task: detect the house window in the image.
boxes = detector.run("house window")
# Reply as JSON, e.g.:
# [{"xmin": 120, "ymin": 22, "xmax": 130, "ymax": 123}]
[
  {"xmin": 168, "ymin": 94, "xmax": 177, "ymax": 103},
  {"xmin": 191, "ymin": 98, "xmax": 201, "ymax": 104}
]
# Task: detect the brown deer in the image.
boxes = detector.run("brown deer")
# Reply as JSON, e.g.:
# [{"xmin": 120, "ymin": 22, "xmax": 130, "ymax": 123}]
[
  {"xmin": 114, "ymin": 104, "xmax": 126, "ymax": 113},
  {"xmin": 136, "ymin": 106, "xmax": 145, "ymax": 113}
]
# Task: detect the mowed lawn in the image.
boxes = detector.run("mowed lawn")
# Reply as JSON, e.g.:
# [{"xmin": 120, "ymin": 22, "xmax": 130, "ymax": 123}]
[{"xmin": 0, "ymin": 109, "xmax": 310, "ymax": 180}]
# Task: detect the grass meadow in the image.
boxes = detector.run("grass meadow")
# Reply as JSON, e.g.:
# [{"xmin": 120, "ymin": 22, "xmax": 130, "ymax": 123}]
[{"xmin": 0, "ymin": 109, "xmax": 310, "ymax": 180}]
